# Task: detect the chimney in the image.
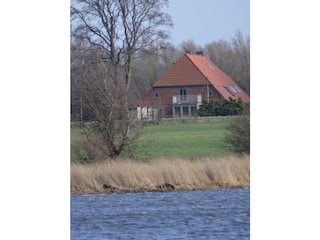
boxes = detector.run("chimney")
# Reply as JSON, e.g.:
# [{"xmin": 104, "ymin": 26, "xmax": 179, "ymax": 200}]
[
  {"xmin": 185, "ymin": 50, "xmax": 191, "ymax": 54},
  {"xmin": 196, "ymin": 51, "xmax": 203, "ymax": 56}
]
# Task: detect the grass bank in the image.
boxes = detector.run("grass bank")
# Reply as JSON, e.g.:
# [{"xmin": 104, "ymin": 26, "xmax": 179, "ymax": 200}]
[{"xmin": 71, "ymin": 154, "xmax": 250, "ymax": 195}]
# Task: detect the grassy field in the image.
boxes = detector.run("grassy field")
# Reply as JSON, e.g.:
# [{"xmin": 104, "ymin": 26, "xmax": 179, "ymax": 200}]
[
  {"xmin": 132, "ymin": 121, "xmax": 232, "ymax": 160},
  {"xmin": 71, "ymin": 117, "xmax": 234, "ymax": 162},
  {"xmin": 71, "ymin": 154, "xmax": 250, "ymax": 195}
]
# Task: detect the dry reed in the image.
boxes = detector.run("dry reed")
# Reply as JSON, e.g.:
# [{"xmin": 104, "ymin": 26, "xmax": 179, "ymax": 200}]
[{"xmin": 71, "ymin": 154, "xmax": 250, "ymax": 195}]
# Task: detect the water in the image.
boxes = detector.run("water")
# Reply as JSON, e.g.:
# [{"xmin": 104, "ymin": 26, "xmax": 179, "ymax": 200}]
[{"xmin": 71, "ymin": 188, "xmax": 249, "ymax": 240}]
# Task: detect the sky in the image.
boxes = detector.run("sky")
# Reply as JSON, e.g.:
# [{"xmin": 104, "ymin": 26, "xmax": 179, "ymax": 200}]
[{"xmin": 165, "ymin": 0, "xmax": 250, "ymax": 46}]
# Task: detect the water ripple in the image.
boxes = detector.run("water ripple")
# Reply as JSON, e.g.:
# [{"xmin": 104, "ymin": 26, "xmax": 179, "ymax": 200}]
[{"xmin": 71, "ymin": 189, "xmax": 249, "ymax": 240}]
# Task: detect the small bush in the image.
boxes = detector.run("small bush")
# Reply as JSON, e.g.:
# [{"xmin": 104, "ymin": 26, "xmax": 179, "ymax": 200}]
[
  {"xmin": 198, "ymin": 97, "xmax": 246, "ymax": 117},
  {"xmin": 224, "ymin": 112, "xmax": 250, "ymax": 153}
]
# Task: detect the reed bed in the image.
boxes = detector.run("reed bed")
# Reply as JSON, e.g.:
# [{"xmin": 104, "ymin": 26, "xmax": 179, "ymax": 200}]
[{"xmin": 71, "ymin": 154, "xmax": 250, "ymax": 195}]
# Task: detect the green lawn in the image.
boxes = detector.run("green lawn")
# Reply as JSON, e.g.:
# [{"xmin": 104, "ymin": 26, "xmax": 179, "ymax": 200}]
[
  {"xmin": 71, "ymin": 119, "xmax": 234, "ymax": 162},
  {"xmin": 132, "ymin": 121, "xmax": 232, "ymax": 160}
]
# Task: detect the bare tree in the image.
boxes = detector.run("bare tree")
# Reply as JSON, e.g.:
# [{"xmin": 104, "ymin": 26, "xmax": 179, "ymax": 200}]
[
  {"xmin": 73, "ymin": 49, "xmax": 143, "ymax": 159},
  {"xmin": 70, "ymin": 0, "xmax": 172, "ymax": 160},
  {"xmin": 231, "ymin": 31, "xmax": 250, "ymax": 95},
  {"xmin": 71, "ymin": 0, "xmax": 172, "ymax": 90}
]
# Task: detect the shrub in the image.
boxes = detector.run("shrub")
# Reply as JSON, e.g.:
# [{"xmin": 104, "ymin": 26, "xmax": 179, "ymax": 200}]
[
  {"xmin": 224, "ymin": 112, "xmax": 250, "ymax": 153},
  {"xmin": 199, "ymin": 97, "xmax": 246, "ymax": 117}
]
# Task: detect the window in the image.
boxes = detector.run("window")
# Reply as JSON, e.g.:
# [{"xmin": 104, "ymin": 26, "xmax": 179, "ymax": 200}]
[
  {"xmin": 208, "ymin": 63, "xmax": 215, "ymax": 71},
  {"xmin": 154, "ymin": 92, "xmax": 159, "ymax": 99},
  {"xmin": 182, "ymin": 106, "xmax": 188, "ymax": 117},
  {"xmin": 174, "ymin": 106, "xmax": 180, "ymax": 117},
  {"xmin": 179, "ymin": 88, "xmax": 187, "ymax": 101},
  {"xmin": 191, "ymin": 106, "xmax": 197, "ymax": 116},
  {"xmin": 224, "ymin": 85, "xmax": 240, "ymax": 96},
  {"xmin": 234, "ymin": 86, "xmax": 241, "ymax": 93}
]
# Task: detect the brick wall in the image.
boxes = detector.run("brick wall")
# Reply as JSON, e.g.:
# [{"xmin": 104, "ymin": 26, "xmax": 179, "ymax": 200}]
[{"xmin": 142, "ymin": 85, "xmax": 223, "ymax": 118}]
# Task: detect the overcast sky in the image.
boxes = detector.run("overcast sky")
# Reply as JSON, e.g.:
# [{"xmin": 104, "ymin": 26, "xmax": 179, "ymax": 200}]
[{"xmin": 165, "ymin": 0, "xmax": 250, "ymax": 46}]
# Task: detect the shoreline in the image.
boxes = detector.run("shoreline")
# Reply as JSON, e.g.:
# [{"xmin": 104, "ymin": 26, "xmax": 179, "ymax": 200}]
[
  {"xmin": 71, "ymin": 184, "xmax": 250, "ymax": 196},
  {"xmin": 71, "ymin": 155, "xmax": 250, "ymax": 196}
]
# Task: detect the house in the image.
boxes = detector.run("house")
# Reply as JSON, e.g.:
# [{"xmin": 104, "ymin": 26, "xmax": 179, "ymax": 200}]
[{"xmin": 139, "ymin": 51, "xmax": 250, "ymax": 119}]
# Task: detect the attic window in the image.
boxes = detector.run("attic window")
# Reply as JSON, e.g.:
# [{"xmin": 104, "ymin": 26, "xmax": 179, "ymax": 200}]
[
  {"xmin": 224, "ymin": 85, "xmax": 240, "ymax": 95},
  {"xmin": 208, "ymin": 64, "xmax": 215, "ymax": 71},
  {"xmin": 234, "ymin": 86, "xmax": 241, "ymax": 93}
]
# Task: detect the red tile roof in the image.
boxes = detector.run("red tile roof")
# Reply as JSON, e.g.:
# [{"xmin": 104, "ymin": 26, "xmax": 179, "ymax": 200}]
[
  {"xmin": 153, "ymin": 54, "xmax": 207, "ymax": 87},
  {"xmin": 153, "ymin": 53, "xmax": 250, "ymax": 102}
]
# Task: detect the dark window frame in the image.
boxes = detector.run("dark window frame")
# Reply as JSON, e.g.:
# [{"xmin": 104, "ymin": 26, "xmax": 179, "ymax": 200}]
[{"xmin": 179, "ymin": 88, "xmax": 187, "ymax": 101}]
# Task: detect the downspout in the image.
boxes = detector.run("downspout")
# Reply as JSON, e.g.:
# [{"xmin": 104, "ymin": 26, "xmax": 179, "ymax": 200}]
[{"xmin": 206, "ymin": 77, "xmax": 209, "ymax": 101}]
